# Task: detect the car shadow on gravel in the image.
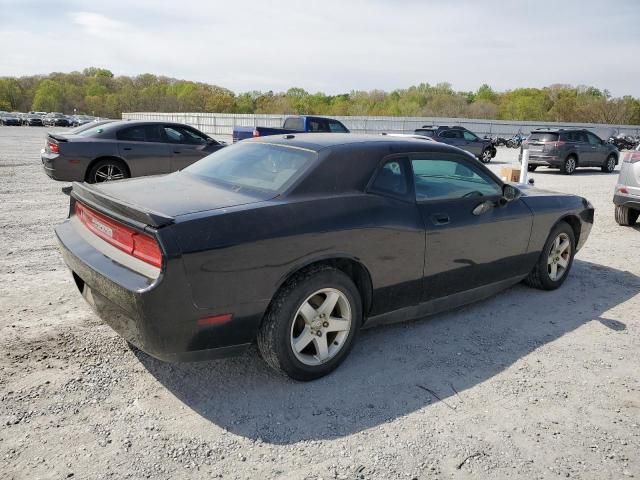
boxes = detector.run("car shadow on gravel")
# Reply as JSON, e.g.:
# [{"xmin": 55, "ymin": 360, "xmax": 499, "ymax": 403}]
[
  {"xmin": 530, "ymin": 168, "xmax": 618, "ymax": 177},
  {"xmin": 136, "ymin": 260, "xmax": 639, "ymax": 445}
]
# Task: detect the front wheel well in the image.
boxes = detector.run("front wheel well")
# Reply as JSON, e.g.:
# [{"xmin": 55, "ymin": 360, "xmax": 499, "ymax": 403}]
[
  {"xmin": 557, "ymin": 215, "xmax": 581, "ymax": 247},
  {"xmin": 85, "ymin": 156, "xmax": 130, "ymax": 182}
]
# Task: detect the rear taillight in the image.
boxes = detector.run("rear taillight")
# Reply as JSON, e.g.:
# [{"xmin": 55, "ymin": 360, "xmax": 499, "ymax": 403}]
[
  {"xmin": 75, "ymin": 202, "xmax": 162, "ymax": 268},
  {"xmin": 624, "ymin": 151, "xmax": 640, "ymax": 163},
  {"xmin": 48, "ymin": 141, "xmax": 59, "ymax": 154},
  {"xmin": 252, "ymin": 129, "xmax": 260, "ymax": 137}
]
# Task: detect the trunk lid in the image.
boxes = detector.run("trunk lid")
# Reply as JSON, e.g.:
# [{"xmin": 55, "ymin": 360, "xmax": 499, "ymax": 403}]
[{"xmin": 72, "ymin": 171, "xmax": 273, "ymax": 227}]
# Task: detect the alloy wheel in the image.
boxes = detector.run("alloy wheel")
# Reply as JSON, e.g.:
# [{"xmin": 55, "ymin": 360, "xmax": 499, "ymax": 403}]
[
  {"xmin": 94, "ymin": 164, "xmax": 125, "ymax": 183},
  {"xmin": 565, "ymin": 157, "xmax": 576, "ymax": 174},
  {"xmin": 481, "ymin": 150, "xmax": 492, "ymax": 163},
  {"xmin": 290, "ymin": 288, "xmax": 352, "ymax": 366},
  {"xmin": 607, "ymin": 157, "xmax": 616, "ymax": 172},
  {"xmin": 547, "ymin": 233, "xmax": 571, "ymax": 281}
]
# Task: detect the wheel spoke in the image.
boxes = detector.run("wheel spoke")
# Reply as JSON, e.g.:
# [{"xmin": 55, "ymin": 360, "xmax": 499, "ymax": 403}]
[
  {"xmin": 298, "ymin": 301, "xmax": 316, "ymax": 324},
  {"xmin": 317, "ymin": 291, "xmax": 339, "ymax": 316},
  {"xmin": 107, "ymin": 165, "xmax": 114, "ymax": 176},
  {"xmin": 111, "ymin": 173, "xmax": 124, "ymax": 180},
  {"xmin": 293, "ymin": 326, "xmax": 315, "ymax": 353},
  {"xmin": 95, "ymin": 171, "xmax": 108, "ymax": 179},
  {"xmin": 554, "ymin": 236, "xmax": 561, "ymax": 249},
  {"xmin": 557, "ymin": 256, "xmax": 569, "ymax": 268},
  {"xmin": 325, "ymin": 316, "xmax": 350, "ymax": 332},
  {"xmin": 313, "ymin": 335, "xmax": 329, "ymax": 361},
  {"xmin": 558, "ymin": 239, "xmax": 570, "ymax": 255},
  {"xmin": 549, "ymin": 263, "xmax": 558, "ymax": 280}
]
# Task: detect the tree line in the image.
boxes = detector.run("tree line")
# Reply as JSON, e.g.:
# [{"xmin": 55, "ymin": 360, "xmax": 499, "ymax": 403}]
[{"xmin": 1, "ymin": 67, "xmax": 639, "ymax": 125}]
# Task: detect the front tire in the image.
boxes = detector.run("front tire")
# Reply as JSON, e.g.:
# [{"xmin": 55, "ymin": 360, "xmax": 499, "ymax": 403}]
[
  {"xmin": 615, "ymin": 205, "xmax": 639, "ymax": 226},
  {"xmin": 601, "ymin": 155, "xmax": 617, "ymax": 173},
  {"xmin": 257, "ymin": 265, "xmax": 361, "ymax": 381},
  {"xmin": 480, "ymin": 148, "xmax": 492, "ymax": 163},
  {"xmin": 524, "ymin": 221, "xmax": 576, "ymax": 290},
  {"xmin": 527, "ymin": 165, "xmax": 538, "ymax": 172}
]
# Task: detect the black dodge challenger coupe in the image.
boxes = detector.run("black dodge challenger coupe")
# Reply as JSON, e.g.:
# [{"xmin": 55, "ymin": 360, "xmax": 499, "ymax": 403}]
[{"xmin": 56, "ymin": 134, "xmax": 594, "ymax": 380}]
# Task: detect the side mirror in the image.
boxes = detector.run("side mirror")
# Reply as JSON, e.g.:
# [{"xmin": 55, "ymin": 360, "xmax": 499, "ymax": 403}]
[{"xmin": 502, "ymin": 184, "xmax": 519, "ymax": 202}]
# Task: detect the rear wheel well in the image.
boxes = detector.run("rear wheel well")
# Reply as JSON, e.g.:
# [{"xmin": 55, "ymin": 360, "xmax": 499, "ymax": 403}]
[
  {"xmin": 566, "ymin": 153, "xmax": 578, "ymax": 165},
  {"xmin": 270, "ymin": 258, "xmax": 373, "ymax": 320},
  {"xmin": 85, "ymin": 156, "xmax": 130, "ymax": 182}
]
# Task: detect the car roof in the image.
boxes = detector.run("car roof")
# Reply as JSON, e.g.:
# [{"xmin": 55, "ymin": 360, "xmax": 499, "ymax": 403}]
[
  {"xmin": 102, "ymin": 120, "xmax": 203, "ymax": 130},
  {"xmin": 250, "ymin": 132, "xmax": 468, "ymax": 155}
]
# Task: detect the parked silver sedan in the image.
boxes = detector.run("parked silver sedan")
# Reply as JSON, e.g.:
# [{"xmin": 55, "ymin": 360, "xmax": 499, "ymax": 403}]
[{"xmin": 614, "ymin": 144, "xmax": 640, "ymax": 226}]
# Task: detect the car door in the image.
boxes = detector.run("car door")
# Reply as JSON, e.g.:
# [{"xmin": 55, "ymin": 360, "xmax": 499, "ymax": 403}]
[
  {"xmin": 410, "ymin": 153, "xmax": 533, "ymax": 302},
  {"xmin": 164, "ymin": 125, "xmax": 222, "ymax": 171},
  {"xmin": 116, "ymin": 124, "xmax": 172, "ymax": 176},
  {"xmin": 438, "ymin": 129, "xmax": 465, "ymax": 149},
  {"xmin": 586, "ymin": 132, "xmax": 607, "ymax": 166},
  {"xmin": 462, "ymin": 130, "xmax": 483, "ymax": 156}
]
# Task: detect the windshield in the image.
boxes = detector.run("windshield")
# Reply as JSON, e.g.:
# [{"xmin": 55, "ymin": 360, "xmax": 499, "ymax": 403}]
[{"xmin": 185, "ymin": 142, "xmax": 317, "ymax": 193}]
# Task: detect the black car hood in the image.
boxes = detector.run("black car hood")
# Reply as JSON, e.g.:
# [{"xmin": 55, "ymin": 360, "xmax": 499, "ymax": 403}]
[
  {"xmin": 90, "ymin": 172, "xmax": 274, "ymax": 218},
  {"xmin": 516, "ymin": 184, "xmax": 569, "ymax": 197}
]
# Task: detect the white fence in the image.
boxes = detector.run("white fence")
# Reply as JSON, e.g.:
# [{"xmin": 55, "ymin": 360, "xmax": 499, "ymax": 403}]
[{"xmin": 122, "ymin": 112, "xmax": 640, "ymax": 141}]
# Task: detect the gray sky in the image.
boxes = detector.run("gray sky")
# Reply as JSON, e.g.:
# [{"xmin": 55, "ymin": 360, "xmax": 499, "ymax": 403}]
[{"xmin": 1, "ymin": 0, "xmax": 639, "ymax": 96}]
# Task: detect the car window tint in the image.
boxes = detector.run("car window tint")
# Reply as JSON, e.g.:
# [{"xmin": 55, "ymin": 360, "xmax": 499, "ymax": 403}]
[
  {"xmin": 308, "ymin": 119, "xmax": 330, "ymax": 132},
  {"xmin": 412, "ymin": 158, "xmax": 501, "ymax": 201},
  {"xmin": 328, "ymin": 120, "xmax": 348, "ymax": 133},
  {"xmin": 440, "ymin": 130, "xmax": 462, "ymax": 139},
  {"xmin": 586, "ymin": 133, "xmax": 602, "ymax": 145},
  {"xmin": 370, "ymin": 160, "xmax": 408, "ymax": 196},
  {"xmin": 164, "ymin": 125, "xmax": 207, "ymax": 145},
  {"xmin": 185, "ymin": 143, "xmax": 317, "ymax": 193},
  {"xmin": 144, "ymin": 125, "xmax": 164, "ymax": 142},
  {"xmin": 463, "ymin": 131, "xmax": 477, "ymax": 141},
  {"xmin": 283, "ymin": 117, "xmax": 304, "ymax": 130},
  {"xmin": 117, "ymin": 126, "xmax": 147, "ymax": 142}
]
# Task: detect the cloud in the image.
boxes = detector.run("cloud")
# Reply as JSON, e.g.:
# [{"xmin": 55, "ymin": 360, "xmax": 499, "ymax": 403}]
[
  {"xmin": 69, "ymin": 11, "xmax": 127, "ymax": 38},
  {"xmin": 1, "ymin": 1, "xmax": 639, "ymax": 97}
]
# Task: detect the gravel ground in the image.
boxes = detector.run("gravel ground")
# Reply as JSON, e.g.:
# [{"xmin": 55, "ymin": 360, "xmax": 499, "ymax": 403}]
[{"xmin": 1, "ymin": 127, "xmax": 639, "ymax": 480}]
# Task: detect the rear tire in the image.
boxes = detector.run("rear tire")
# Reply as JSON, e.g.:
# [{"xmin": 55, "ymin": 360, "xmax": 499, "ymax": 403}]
[
  {"xmin": 560, "ymin": 156, "xmax": 577, "ymax": 175},
  {"xmin": 86, "ymin": 159, "xmax": 129, "ymax": 184},
  {"xmin": 615, "ymin": 205, "xmax": 639, "ymax": 226},
  {"xmin": 480, "ymin": 149, "xmax": 492, "ymax": 163},
  {"xmin": 257, "ymin": 265, "xmax": 361, "ymax": 381},
  {"xmin": 524, "ymin": 221, "xmax": 576, "ymax": 290},
  {"xmin": 601, "ymin": 155, "xmax": 617, "ymax": 173}
]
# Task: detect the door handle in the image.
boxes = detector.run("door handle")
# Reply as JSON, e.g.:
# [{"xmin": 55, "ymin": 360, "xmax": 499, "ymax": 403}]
[
  {"xmin": 430, "ymin": 213, "xmax": 450, "ymax": 226},
  {"xmin": 123, "ymin": 147, "xmax": 132, "ymax": 151},
  {"xmin": 173, "ymin": 150, "xmax": 181, "ymax": 154}
]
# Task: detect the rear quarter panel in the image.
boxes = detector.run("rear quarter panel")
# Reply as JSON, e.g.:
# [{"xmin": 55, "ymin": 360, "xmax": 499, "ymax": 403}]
[{"xmin": 174, "ymin": 194, "xmax": 425, "ymax": 318}]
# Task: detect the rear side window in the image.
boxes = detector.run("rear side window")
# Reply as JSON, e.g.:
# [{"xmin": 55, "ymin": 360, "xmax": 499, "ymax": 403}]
[
  {"xmin": 283, "ymin": 117, "xmax": 304, "ymax": 131},
  {"xmin": 370, "ymin": 159, "xmax": 409, "ymax": 197},
  {"xmin": 415, "ymin": 129, "xmax": 437, "ymax": 138},
  {"xmin": 185, "ymin": 143, "xmax": 317, "ymax": 193},
  {"xmin": 117, "ymin": 125, "xmax": 164, "ymax": 142},
  {"xmin": 529, "ymin": 132, "xmax": 559, "ymax": 142},
  {"xmin": 439, "ymin": 130, "xmax": 463, "ymax": 139}
]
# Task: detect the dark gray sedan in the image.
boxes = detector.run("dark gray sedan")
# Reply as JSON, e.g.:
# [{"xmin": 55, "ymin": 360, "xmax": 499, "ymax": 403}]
[{"xmin": 41, "ymin": 120, "xmax": 226, "ymax": 183}]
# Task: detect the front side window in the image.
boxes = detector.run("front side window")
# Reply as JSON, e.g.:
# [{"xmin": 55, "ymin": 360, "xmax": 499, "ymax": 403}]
[
  {"xmin": 370, "ymin": 159, "xmax": 408, "ymax": 196},
  {"xmin": 163, "ymin": 126, "xmax": 207, "ymax": 145},
  {"xmin": 328, "ymin": 120, "xmax": 348, "ymax": 133},
  {"xmin": 463, "ymin": 131, "xmax": 478, "ymax": 141},
  {"xmin": 185, "ymin": 142, "xmax": 317, "ymax": 193},
  {"xmin": 412, "ymin": 157, "xmax": 501, "ymax": 201},
  {"xmin": 586, "ymin": 133, "xmax": 602, "ymax": 145}
]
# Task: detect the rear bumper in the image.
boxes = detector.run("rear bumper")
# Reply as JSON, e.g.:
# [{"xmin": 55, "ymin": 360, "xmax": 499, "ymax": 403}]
[
  {"xmin": 613, "ymin": 193, "xmax": 640, "ymax": 210},
  {"xmin": 55, "ymin": 218, "xmax": 256, "ymax": 362},
  {"xmin": 521, "ymin": 153, "xmax": 561, "ymax": 166},
  {"xmin": 41, "ymin": 152, "xmax": 86, "ymax": 182}
]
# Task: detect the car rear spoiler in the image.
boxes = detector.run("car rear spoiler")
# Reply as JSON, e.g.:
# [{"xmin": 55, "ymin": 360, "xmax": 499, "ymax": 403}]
[
  {"xmin": 70, "ymin": 182, "xmax": 175, "ymax": 228},
  {"xmin": 47, "ymin": 132, "xmax": 70, "ymax": 142}
]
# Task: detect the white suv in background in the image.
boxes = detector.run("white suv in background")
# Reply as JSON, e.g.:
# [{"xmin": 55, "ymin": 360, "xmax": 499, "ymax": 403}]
[{"xmin": 614, "ymin": 144, "xmax": 640, "ymax": 226}]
